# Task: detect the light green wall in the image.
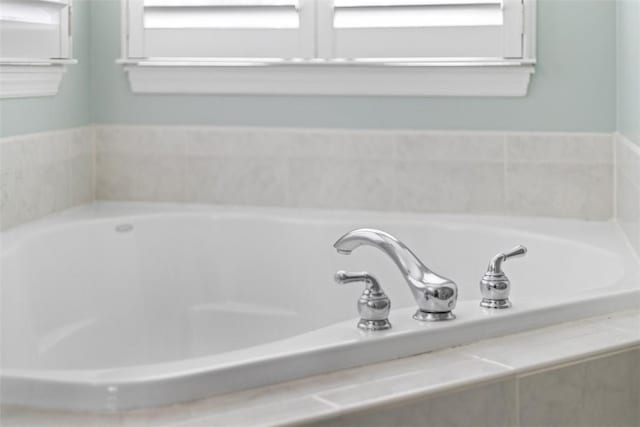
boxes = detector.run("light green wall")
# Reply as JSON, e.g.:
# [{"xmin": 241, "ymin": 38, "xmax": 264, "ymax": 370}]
[
  {"xmin": 0, "ymin": 1, "xmax": 92, "ymax": 137},
  {"xmin": 0, "ymin": 0, "xmax": 622, "ymax": 136},
  {"xmin": 90, "ymin": 0, "xmax": 618, "ymax": 132},
  {"xmin": 617, "ymin": 0, "xmax": 640, "ymax": 146}
]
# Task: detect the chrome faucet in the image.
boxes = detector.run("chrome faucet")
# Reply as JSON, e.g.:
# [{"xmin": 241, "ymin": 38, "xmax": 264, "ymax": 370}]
[
  {"xmin": 335, "ymin": 271, "xmax": 392, "ymax": 331},
  {"xmin": 334, "ymin": 228, "xmax": 458, "ymax": 321},
  {"xmin": 480, "ymin": 245, "xmax": 527, "ymax": 309}
]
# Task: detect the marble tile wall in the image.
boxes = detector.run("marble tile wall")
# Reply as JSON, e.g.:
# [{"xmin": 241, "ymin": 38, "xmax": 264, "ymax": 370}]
[
  {"xmin": 0, "ymin": 126, "xmax": 622, "ymax": 230},
  {"xmin": 95, "ymin": 126, "xmax": 614, "ymax": 220},
  {"xmin": 307, "ymin": 379, "xmax": 519, "ymax": 427},
  {"xmin": 616, "ymin": 133, "xmax": 640, "ymax": 257},
  {"xmin": 0, "ymin": 128, "xmax": 95, "ymax": 230},
  {"xmin": 306, "ymin": 348, "xmax": 640, "ymax": 427},
  {"xmin": 518, "ymin": 349, "xmax": 640, "ymax": 427}
]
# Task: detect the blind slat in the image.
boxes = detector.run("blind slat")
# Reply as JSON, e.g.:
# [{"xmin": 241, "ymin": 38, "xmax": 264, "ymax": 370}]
[
  {"xmin": 0, "ymin": 0, "xmax": 67, "ymax": 25},
  {"xmin": 144, "ymin": 0, "xmax": 298, "ymax": 8},
  {"xmin": 144, "ymin": 7, "xmax": 299, "ymax": 28},
  {"xmin": 333, "ymin": 0, "xmax": 502, "ymax": 7},
  {"xmin": 334, "ymin": 2, "xmax": 504, "ymax": 29}
]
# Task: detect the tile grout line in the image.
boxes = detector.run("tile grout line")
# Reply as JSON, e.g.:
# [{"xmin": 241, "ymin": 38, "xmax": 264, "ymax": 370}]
[
  {"xmin": 515, "ymin": 375, "xmax": 521, "ymax": 427},
  {"xmin": 70, "ymin": 124, "xmax": 616, "ymax": 138},
  {"xmin": 312, "ymin": 395, "xmax": 342, "ymax": 410},
  {"xmin": 465, "ymin": 353, "xmax": 515, "ymax": 370},
  {"xmin": 92, "ymin": 126, "xmax": 98, "ymax": 203},
  {"xmin": 613, "ymin": 132, "xmax": 618, "ymax": 221},
  {"xmin": 391, "ymin": 134, "xmax": 399, "ymax": 211},
  {"xmin": 503, "ymin": 132, "xmax": 509, "ymax": 215}
]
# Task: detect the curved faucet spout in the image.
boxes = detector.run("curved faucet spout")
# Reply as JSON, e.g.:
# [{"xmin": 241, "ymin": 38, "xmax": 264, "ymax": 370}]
[
  {"xmin": 334, "ymin": 229, "xmax": 458, "ymax": 320},
  {"xmin": 334, "ymin": 229, "xmax": 443, "ymax": 287}
]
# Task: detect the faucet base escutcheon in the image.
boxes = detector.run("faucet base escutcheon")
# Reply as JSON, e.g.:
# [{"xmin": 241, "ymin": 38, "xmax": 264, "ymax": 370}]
[
  {"xmin": 480, "ymin": 298, "xmax": 512, "ymax": 309},
  {"xmin": 413, "ymin": 310, "xmax": 455, "ymax": 322},
  {"xmin": 357, "ymin": 319, "xmax": 392, "ymax": 331}
]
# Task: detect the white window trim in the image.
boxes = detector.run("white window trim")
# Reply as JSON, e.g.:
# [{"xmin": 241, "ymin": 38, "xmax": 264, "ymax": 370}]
[
  {"xmin": 0, "ymin": 59, "xmax": 77, "ymax": 99},
  {"xmin": 0, "ymin": 0, "xmax": 75, "ymax": 99},
  {"xmin": 122, "ymin": 59, "xmax": 534, "ymax": 96},
  {"xmin": 121, "ymin": 0, "xmax": 536, "ymax": 97}
]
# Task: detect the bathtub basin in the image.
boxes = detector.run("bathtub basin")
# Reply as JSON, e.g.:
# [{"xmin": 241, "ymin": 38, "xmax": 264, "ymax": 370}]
[{"xmin": 1, "ymin": 202, "xmax": 639, "ymax": 411}]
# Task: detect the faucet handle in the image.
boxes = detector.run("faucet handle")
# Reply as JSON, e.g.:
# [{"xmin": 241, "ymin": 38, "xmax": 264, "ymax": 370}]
[
  {"xmin": 488, "ymin": 245, "xmax": 527, "ymax": 273},
  {"xmin": 502, "ymin": 245, "xmax": 527, "ymax": 261},
  {"xmin": 480, "ymin": 245, "xmax": 527, "ymax": 309},
  {"xmin": 335, "ymin": 271, "xmax": 392, "ymax": 331}
]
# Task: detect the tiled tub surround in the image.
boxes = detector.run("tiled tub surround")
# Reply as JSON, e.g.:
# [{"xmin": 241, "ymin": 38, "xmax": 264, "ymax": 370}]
[
  {"xmin": 0, "ymin": 128, "xmax": 95, "ymax": 230},
  {"xmin": 95, "ymin": 127, "xmax": 614, "ymax": 220},
  {"xmin": 616, "ymin": 133, "xmax": 640, "ymax": 256},
  {"xmin": 2, "ymin": 311, "xmax": 639, "ymax": 427},
  {"xmin": 0, "ymin": 128, "xmax": 637, "ymax": 426},
  {"xmin": 0, "ymin": 127, "xmax": 619, "ymax": 229}
]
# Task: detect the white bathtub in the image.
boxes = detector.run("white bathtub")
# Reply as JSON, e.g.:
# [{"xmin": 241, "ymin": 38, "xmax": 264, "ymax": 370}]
[{"xmin": 1, "ymin": 202, "xmax": 639, "ymax": 412}]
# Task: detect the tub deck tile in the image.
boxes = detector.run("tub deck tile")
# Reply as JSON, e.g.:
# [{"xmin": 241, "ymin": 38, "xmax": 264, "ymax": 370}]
[{"xmin": 2, "ymin": 310, "xmax": 639, "ymax": 427}]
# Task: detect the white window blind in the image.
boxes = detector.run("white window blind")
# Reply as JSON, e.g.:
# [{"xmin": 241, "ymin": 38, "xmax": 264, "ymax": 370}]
[
  {"xmin": 0, "ymin": 0, "xmax": 71, "ymax": 60},
  {"xmin": 127, "ymin": 0, "xmax": 315, "ymax": 58},
  {"xmin": 318, "ymin": 0, "xmax": 524, "ymax": 59},
  {"xmin": 122, "ymin": 0, "xmax": 535, "ymax": 96}
]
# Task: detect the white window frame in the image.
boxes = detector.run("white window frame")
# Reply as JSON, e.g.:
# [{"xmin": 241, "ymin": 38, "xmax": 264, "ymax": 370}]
[
  {"xmin": 0, "ymin": 0, "xmax": 76, "ymax": 99},
  {"xmin": 121, "ymin": 0, "xmax": 536, "ymax": 97}
]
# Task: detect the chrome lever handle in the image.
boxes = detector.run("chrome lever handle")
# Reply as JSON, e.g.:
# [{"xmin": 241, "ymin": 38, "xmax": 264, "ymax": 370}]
[
  {"xmin": 335, "ymin": 270, "xmax": 391, "ymax": 331},
  {"xmin": 335, "ymin": 271, "xmax": 380, "ymax": 290},
  {"xmin": 480, "ymin": 245, "xmax": 527, "ymax": 309},
  {"xmin": 488, "ymin": 245, "xmax": 527, "ymax": 273},
  {"xmin": 503, "ymin": 245, "xmax": 527, "ymax": 261},
  {"xmin": 335, "ymin": 271, "xmax": 370, "ymax": 284}
]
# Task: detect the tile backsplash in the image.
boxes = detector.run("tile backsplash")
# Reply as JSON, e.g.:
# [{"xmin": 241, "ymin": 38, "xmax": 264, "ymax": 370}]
[
  {"xmin": 0, "ymin": 128, "xmax": 95, "ymax": 230},
  {"xmin": 94, "ymin": 126, "xmax": 614, "ymax": 220},
  {"xmin": 0, "ymin": 126, "xmax": 626, "ymax": 231}
]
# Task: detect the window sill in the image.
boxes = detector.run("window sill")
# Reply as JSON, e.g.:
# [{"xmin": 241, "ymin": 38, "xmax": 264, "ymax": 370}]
[
  {"xmin": 122, "ymin": 60, "xmax": 536, "ymax": 97},
  {"xmin": 0, "ymin": 60, "xmax": 77, "ymax": 99}
]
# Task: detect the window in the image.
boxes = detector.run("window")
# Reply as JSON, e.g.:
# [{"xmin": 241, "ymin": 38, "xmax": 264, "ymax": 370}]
[
  {"xmin": 122, "ymin": 0, "xmax": 536, "ymax": 96},
  {"xmin": 0, "ymin": 0, "xmax": 75, "ymax": 98}
]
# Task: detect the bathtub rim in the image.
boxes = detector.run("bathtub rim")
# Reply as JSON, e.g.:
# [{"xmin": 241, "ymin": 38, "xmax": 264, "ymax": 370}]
[{"xmin": 1, "ymin": 201, "xmax": 639, "ymax": 411}]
